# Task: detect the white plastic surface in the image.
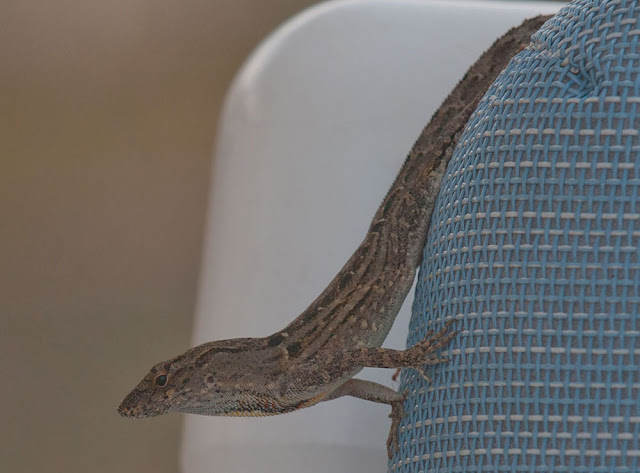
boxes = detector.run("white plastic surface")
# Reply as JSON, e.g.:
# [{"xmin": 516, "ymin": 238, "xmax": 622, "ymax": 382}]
[{"xmin": 182, "ymin": 1, "xmax": 561, "ymax": 472}]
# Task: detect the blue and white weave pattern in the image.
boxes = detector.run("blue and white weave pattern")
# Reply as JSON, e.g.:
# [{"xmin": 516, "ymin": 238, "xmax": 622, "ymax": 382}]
[{"xmin": 391, "ymin": 1, "xmax": 640, "ymax": 472}]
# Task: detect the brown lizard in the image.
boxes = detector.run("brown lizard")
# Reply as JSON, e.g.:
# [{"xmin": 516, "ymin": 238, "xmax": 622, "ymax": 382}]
[{"xmin": 118, "ymin": 15, "xmax": 551, "ymax": 457}]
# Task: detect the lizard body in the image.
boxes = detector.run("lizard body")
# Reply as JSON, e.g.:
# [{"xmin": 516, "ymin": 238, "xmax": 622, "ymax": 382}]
[{"xmin": 119, "ymin": 16, "xmax": 551, "ymax": 456}]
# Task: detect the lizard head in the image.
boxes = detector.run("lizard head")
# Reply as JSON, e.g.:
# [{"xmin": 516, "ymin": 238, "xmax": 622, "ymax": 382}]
[
  {"xmin": 118, "ymin": 337, "xmax": 284, "ymax": 418},
  {"xmin": 117, "ymin": 354, "xmax": 199, "ymax": 419}
]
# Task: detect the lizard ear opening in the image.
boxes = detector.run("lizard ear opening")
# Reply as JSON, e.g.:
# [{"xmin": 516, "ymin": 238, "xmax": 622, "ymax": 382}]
[{"xmin": 154, "ymin": 373, "xmax": 168, "ymax": 387}]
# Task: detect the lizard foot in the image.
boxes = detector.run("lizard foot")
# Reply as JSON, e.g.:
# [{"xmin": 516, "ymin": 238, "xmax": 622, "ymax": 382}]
[
  {"xmin": 407, "ymin": 319, "xmax": 458, "ymax": 374},
  {"xmin": 385, "ymin": 323, "xmax": 457, "ymax": 457},
  {"xmin": 387, "ymin": 390, "xmax": 408, "ymax": 458}
]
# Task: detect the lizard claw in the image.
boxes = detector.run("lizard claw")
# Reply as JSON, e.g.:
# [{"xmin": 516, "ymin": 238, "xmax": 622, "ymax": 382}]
[
  {"xmin": 413, "ymin": 366, "xmax": 432, "ymax": 383},
  {"xmin": 391, "ymin": 368, "xmax": 402, "ymax": 382}
]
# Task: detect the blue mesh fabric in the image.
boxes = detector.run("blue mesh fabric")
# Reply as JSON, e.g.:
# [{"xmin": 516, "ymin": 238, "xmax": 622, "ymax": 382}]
[{"xmin": 391, "ymin": 1, "xmax": 640, "ymax": 472}]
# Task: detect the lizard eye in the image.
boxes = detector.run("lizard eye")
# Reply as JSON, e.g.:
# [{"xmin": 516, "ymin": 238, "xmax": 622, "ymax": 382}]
[{"xmin": 154, "ymin": 373, "xmax": 168, "ymax": 387}]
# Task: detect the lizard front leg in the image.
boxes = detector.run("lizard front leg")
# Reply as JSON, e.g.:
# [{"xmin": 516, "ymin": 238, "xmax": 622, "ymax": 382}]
[
  {"xmin": 322, "ymin": 379, "xmax": 406, "ymax": 458},
  {"xmin": 319, "ymin": 319, "xmax": 457, "ymax": 376},
  {"xmin": 317, "ymin": 321, "xmax": 457, "ymax": 457},
  {"xmin": 348, "ymin": 319, "xmax": 457, "ymax": 374}
]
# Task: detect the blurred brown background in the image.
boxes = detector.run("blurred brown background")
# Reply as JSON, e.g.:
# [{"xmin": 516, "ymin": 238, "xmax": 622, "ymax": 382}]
[
  {"xmin": 1, "ymin": 1, "xmax": 569, "ymax": 472},
  {"xmin": 1, "ymin": 1, "xmax": 316, "ymax": 472}
]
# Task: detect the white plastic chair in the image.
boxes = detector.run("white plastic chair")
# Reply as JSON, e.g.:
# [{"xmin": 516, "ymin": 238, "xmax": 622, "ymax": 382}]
[{"xmin": 181, "ymin": 1, "xmax": 561, "ymax": 472}]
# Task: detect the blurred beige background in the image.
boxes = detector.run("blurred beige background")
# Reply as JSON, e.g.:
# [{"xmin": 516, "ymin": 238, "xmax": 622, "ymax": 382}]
[
  {"xmin": 1, "ymin": 1, "xmax": 316, "ymax": 472},
  {"xmin": 1, "ymin": 1, "xmax": 568, "ymax": 472}
]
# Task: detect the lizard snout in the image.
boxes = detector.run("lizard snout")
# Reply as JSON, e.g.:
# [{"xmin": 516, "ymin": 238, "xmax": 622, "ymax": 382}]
[
  {"xmin": 118, "ymin": 392, "xmax": 143, "ymax": 418},
  {"xmin": 118, "ymin": 387, "xmax": 157, "ymax": 418}
]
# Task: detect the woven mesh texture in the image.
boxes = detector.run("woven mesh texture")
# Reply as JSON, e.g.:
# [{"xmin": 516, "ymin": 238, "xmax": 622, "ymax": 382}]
[{"xmin": 390, "ymin": 1, "xmax": 640, "ymax": 472}]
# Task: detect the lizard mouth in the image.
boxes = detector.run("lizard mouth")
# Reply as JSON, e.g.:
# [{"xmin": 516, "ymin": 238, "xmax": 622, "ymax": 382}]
[
  {"xmin": 117, "ymin": 404, "xmax": 146, "ymax": 419},
  {"xmin": 117, "ymin": 395, "xmax": 147, "ymax": 418},
  {"xmin": 118, "ymin": 389, "xmax": 169, "ymax": 418}
]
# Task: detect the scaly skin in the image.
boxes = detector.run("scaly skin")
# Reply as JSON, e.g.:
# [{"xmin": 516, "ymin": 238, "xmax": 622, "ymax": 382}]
[{"xmin": 119, "ymin": 15, "xmax": 551, "ymax": 457}]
